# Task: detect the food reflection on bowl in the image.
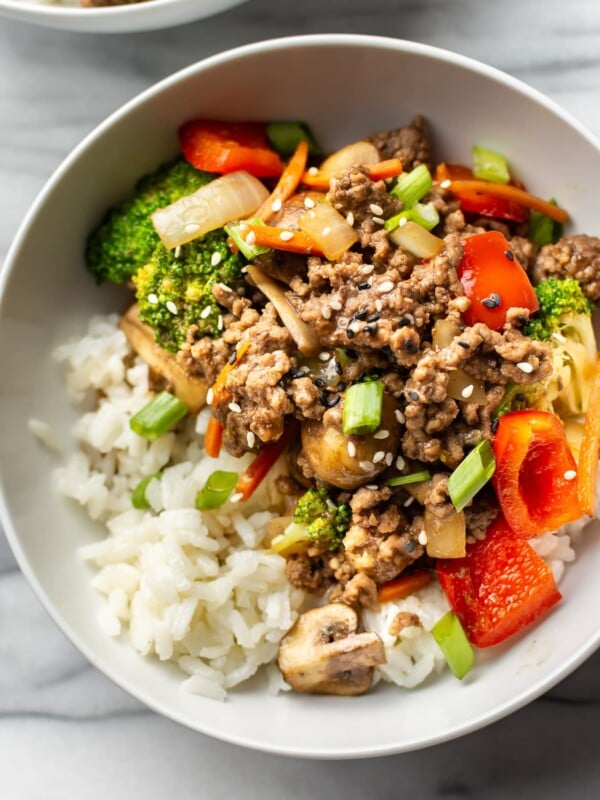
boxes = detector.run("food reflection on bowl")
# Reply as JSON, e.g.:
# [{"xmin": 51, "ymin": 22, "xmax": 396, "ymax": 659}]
[{"xmin": 1, "ymin": 35, "xmax": 600, "ymax": 758}]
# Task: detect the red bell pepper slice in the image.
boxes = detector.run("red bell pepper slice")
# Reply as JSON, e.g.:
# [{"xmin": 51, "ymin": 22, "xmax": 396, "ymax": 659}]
[
  {"xmin": 179, "ymin": 120, "xmax": 284, "ymax": 178},
  {"xmin": 235, "ymin": 422, "xmax": 298, "ymax": 502},
  {"xmin": 436, "ymin": 163, "xmax": 529, "ymax": 222},
  {"xmin": 492, "ymin": 410, "xmax": 582, "ymax": 537},
  {"xmin": 437, "ymin": 515, "xmax": 562, "ymax": 647},
  {"xmin": 458, "ymin": 231, "xmax": 538, "ymax": 330}
]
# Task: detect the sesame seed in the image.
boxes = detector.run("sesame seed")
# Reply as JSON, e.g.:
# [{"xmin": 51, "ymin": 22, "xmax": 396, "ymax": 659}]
[
  {"xmin": 200, "ymin": 306, "xmax": 212, "ymax": 319},
  {"xmin": 304, "ymin": 197, "xmax": 316, "ymax": 209},
  {"xmin": 418, "ymin": 530, "xmax": 428, "ymax": 546},
  {"xmin": 346, "ymin": 211, "xmax": 355, "ymax": 226},
  {"xmin": 461, "ymin": 384, "xmax": 475, "ymax": 399},
  {"xmin": 373, "ymin": 451, "xmax": 385, "ymax": 464},
  {"xmin": 363, "ymin": 264, "xmax": 375, "ymax": 275},
  {"xmin": 367, "ymin": 313, "xmax": 381, "ymax": 323},
  {"xmin": 358, "ymin": 282, "xmax": 371, "ymax": 291},
  {"xmin": 229, "ymin": 492, "xmax": 244, "ymax": 504},
  {"xmin": 347, "ymin": 441, "xmax": 357, "ymax": 458},
  {"xmin": 319, "ymin": 351, "xmax": 330, "ymax": 361},
  {"xmin": 395, "ymin": 410, "xmax": 405, "ymax": 425},
  {"xmin": 322, "ymin": 227, "xmax": 331, "ymax": 236},
  {"xmin": 374, "ymin": 429, "xmax": 390, "ymax": 439},
  {"xmin": 346, "ymin": 329, "xmax": 355, "ymax": 339},
  {"xmin": 384, "ymin": 452, "xmax": 394, "ymax": 466},
  {"xmin": 321, "ymin": 306, "xmax": 332, "ymax": 320},
  {"xmin": 166, "ymin": 301, "xmax": 178, "ymax": 315},
  {"xmin": 440, "ymin": 179, "xmax": 451, "ymax": 189},
  {"xmin": 271, "ymin": 198, "xmax": 282, "ymax": 212},
  {"xmin": 217, "ymin": 315, "xmax": 224, "ymax": 331},
  {"xmin": 184, "ymin": 223, "xmax": 200, "ymax": 234},
  {"xmin": 396, "ymin": 455, "xmax": 405, "ymax": 470},
  {"xmin": 148, "ymin": 293, "xmax": 158, "ymax": 305},
  {"xmin": 206, "ymin": 388, "xmax": 214, "ymax": 405},
  {"xmin": 504, "ymin": 250, "xmax": 515, "ymax": 261},
  {"xmin": 245, "ymin": 230, "xmax": 257, "ymax": 246},
  {"xmin": 399, "ymin": 217, "xmax": 408, "ymax": 227},
  {"xmin": 404, "ymin": 496, "xmax": 415, "ymax": 508},
  {"xmin": 369, "ymin": 203, "xmax": 384, "ymax": 216},
  {"xmin": 457, "ymin": 340, "xmax": 470, "ymax": 350},
  {"xmin": 359, "ymin": 460, "xmax": 374, "ymax": 472},
  {"xmin": 372, "ymin": 216, "xmax": 385, "ymax": 225},
  {"xmin": 174, "ymin": 246, "xmax": 181, "ymax": 258},
  {"xmin": 308, "ymin": 166, "xmax": 319, "ymax": 176},
  {"xmin": 228, "ymin": 402, "xmax": 242, "ymax": 413},
  {"xmin": 211, "ymin": 251, "xmax": 222, "ymax": 267},
  {"xmin": 365, "ymin": 484, "xmax": 378, "ymax": 491},
  {"xmin": 375, "ymin": 299, "xmax": 383, "ymax": 312},
  {"xmin": 517, "ymin": 361, "xmax": 533, "ymax": 373},
  {"xmin": 330, "ymin": 300, "xmax": 343, "ymax": 311},
  {"xmin": 564, "ymin": 469, "xmax": 577, "ymax": 481},
  {"xmin": 279, "ymin": 230, "xmax": 294, "ymax": 242},
  {"xmin": 363, "ymin": 324, "xmax": 377, "ymax": 336},
  {"xmin": 407, "ymin": 390, "xmax": 420, "ymax": 402},
  {"xmin": 482, "ymin": 293, "xmax": 502, "ymax": 309},
  {"xmin": 378, "ymin": 281, "xmax": 394, "ymax": 294},
  {"xmin": 349, "ymin": 321, "xmax": 361, "ymax": 334},
  {"xmin": 246, "ymin": 431, "xmax": 256, "ymax": 448}
]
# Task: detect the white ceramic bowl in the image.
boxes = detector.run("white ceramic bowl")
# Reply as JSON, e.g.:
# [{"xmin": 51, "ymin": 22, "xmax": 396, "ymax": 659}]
[
  {"xmin": 1, "ymin": 35, "xmax": 600, "ymax": 759},
  {"xmin": 0, "ymin": 0, "xmax": 247, "ymax": 33}
]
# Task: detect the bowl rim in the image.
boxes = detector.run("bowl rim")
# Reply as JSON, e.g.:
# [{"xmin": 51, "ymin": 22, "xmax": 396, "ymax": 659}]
[
  {"xmin": 2, "ymin": 33, "xmax": 600, "ymax": 759},
  {"xmin": 0, "ymin": 0, "xmax": 202, "ymax": 18}
]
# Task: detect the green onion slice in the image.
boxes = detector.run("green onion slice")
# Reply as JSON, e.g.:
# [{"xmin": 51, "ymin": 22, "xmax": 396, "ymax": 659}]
[
  {"xmin": 342, "ymin": 380, "xmax": 384, "ymax": 435},
  {"xmin": 266, "ymin": 121, "xmax": 321, "ymax": 156},
  {"xmin": 432, "ymin": 611, "xmax": 475, "ymax": 680},
  {"xmin": 448, "ymin": 439, "xmax": 496, "ymax": 512},
  {"xmin": 386, "ymin": 470, "xmax": 431, "ymax": 487},
  {"xmin": 132, "ymin": 471, "xmax": 163, "ymax": 510},
  {"xmin": 225, "ymin": 219, "xmax": 271, "ymax": 261},
  {"xmin": 384, "ymin": 202, "xmax": 440, "ymax": 233},
  {"xmin": 390, "ymin": 164, "xmax": 432, "ymax": 208},
  {"xmin": 130, "ymin": 392, "xmax": 188, "ymax": 441},
  {"xmin": 530, "ymin": 199, "xmax": 563, "ymax": 247},
  {"xmin": 472, "ymin": 145, "xmax": 510, "ymax": 184},
  {"xmin": 195, "ymin": 470, "xmax": 239, "ymax": 511}
]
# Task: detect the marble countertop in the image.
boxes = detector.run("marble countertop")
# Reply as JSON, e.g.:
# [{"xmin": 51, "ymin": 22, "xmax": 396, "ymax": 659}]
[{"xmin": 1, "ymin": 0, "xmax": 600, "ymax": 796}]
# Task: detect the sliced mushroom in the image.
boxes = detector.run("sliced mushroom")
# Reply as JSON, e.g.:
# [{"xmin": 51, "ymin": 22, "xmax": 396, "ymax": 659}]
[
  {"xmin": 119, "ymin": 304, "xmax": 208, "ymax": 413},
  {"xmin": 278, "ymin": 604, "xmax": 385, "ymax": 695}
]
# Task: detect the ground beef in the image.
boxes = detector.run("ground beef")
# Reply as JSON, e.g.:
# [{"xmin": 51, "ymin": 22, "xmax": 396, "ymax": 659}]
[
  {"xmin": 368, "ymin": 115, "xmax": 432, "ymax": 171},
  {"xmin": 285, "ymin": 553, "xmax": 334, "ymax": 594},
  {"xmin": 465, "ymin": 491, "xmax": 499, "ymax": 541},
  {"xmin": 334, "ymin": 572, "xmax": 379, "ymax": 609},
  {"xmin": 532, "ymin": 235, "xmax": 600, "ymax": 302},
  {"xmin": 388, "ymin": 611, "xmax": 421, "ymax": 637}
]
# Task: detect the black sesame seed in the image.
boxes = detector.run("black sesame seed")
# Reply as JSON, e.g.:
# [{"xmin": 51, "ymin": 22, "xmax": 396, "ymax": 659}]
[
  {"xmin": 405, "ymin": 540, "xmax": 415, "ymax": 553},
  {"xmin": 407, "ymin": 389, "xmax": 420, "ymax": 402},
  {"xmin": 278, "ymin": 378, "xmax": 287, "ymax": 389},
  {"xmin": 327, "ymin": 394, "xmax": 341, "ymax": 408},
  {"xmin": 367, "ymin": 313, "xmax": 381, "ymax": 323},
  {"xmin": 457, "ymin": 340, "xmax": 470, "ymax": 350},
  {"xmin": 397, "ymin": 317, "xmax": 412, "ymax": 328},
  {"xmin": 319, "ymin": 392, "xmax": 329, "ymax": 406},
  {"xmin": 358, "ymin": 282, "xmax": 371, "ymax": 291},
  {"xmin": 403, "ymin": 338, "xmax": 418, "ymax": 354},
  {"xmin": 482, "ymin": 293, "xmax": 502, "ymax": 309},
  {"xmin": 346, "ymin": 328, "xmax": 355, "ymax": 339},
  {"xmin": 335, "ymin": 360, "xmax": 343, "ymax": 375},
  {"xmin": 516, "ymin": 393, "xmax": 526, "ymax": 403},
  {"xmin": 314, "ymin": 378, "xmax": 326, "ymax": 388},
  {"xmin": 491, "ymin": 418, "xmax": 500, "ymax": 434},
  {"xmin": 505, "ymin": 250, "xmax": 515, "ymax": 261},
  {"xmin": 229, "ymin": 349, "xmax": 238, "ymax": 365},
  {"xmin": 336, "ymin": 382, "xmax": 346, "ymax": 392},
  {"xmin": 355, "ymin": 310, "xmax": 368, "ymax": 321},
  {"xmin": 363, "ymin": 324, "xmax": 378, "ymax": 336},
  {"xmin": 516, "ymin": 314, "xmax": 528, "ymax": 326},
  {"xmin": 289, "ymin": 367, "xmax": 308, "ymax": 379}
]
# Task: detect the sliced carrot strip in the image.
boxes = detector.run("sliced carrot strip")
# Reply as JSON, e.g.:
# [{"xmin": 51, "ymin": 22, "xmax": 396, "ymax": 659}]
[
  {"xmin": 210, "ymin": 340, "xmax": 250, "ymax": 404},
  {"xmin": 204, "ymin": 415, "xmax": 224, "ymax": 459},
  {"xmin": 435, "ymin": 162, "xmax": 473, "ymax": 181},
  {"xmin": 300, "ymin": 158, "xmax": 404, "ymax": 190},
  {"xmin": 378, "ymin": 571, "xmax": 432, "ymax": 604},
  {"xmin": 242, "ymin": 223, "xmax": 325, "ymax": 256},
  {"xmin": 577, "ymin": 356, "xmax": 600, "ymax": 517},
  {"xmin": 448, "ymin": 180, "xmax": 568, "ymax": 223},
  {"xmin": 254, "ymin": 140, "xmax": 309, "ymax": 222}
]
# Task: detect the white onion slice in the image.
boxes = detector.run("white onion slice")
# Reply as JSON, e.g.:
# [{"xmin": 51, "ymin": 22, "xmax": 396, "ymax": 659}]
[
  {"xmin": 319, "ymin": 141, "xmax": 380, "ymax": 178},
  {"xmin": 298, "ymin": 203, "xmax": 359, "ymax": 261},
  {"xmin": 152, "ymin": 171, "xmax": 269, "ymax": 250},
  {"xmin": 425, "ymin": 508, "xmax": 466, "ymax": 559},
  {"xmin": 389, "ymin": 220, "xmax": 445, "ymax": 260}
]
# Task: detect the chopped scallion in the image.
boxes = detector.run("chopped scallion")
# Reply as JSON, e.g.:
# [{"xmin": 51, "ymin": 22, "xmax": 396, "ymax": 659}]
[
  {"xmin": 342, "ymin": 380, "xmax": 384, "ymax": 435},
  {"xmin": 390, "ymin": 164, "xmax": 432, "ymax": 208},
  {"xmin": 448, "ymin": 439, "xmax": 496, "ymax": 512},
  {"xmin": 132, "ymin": 471, "xmax": 163, "ymax": 510},
  {"xmin": 225, "ymin": 219, "xmax": 271, "ymax": 260},
  {"xmin": 472, "ymin": 145, "xmax": 510, "ymax": 184},
  {"xmin": 195, "ymin": 470, "xmax": 239, "ymax": 511},
  {"xmin": 386, "ymin": 470, "xmax": 431, "ymax": 487},
  {"xmin": 266, "ymin": 121, "xmax": 321, "ymax": 156},
  {"xmin": 432, "ymin": 611, "xmax": 474, "ymax": 680},
  {"xmin": 130, "ymin": 392, "xmax": 188, "ymax": 441},
  {"xmin": 384, "ymin": 202, "xmax": 440, "ymax": 233},
  {"xmin": 530, "ymin": 199, "xmax": 563, "ymax": 247}
]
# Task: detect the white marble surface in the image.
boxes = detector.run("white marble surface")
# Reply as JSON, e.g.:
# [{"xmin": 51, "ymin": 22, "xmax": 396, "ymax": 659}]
[{"xmin": 1, "ymin": 0, "xmax": 600, "ymax": 796}]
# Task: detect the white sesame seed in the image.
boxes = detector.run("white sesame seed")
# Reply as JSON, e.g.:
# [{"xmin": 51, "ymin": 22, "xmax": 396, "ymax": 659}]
[
  {"xmin": 245, "ymin": 230, "xmax": 257, "ymax": 246},
  {"xmin": 200, "ymin": 306, "xmax": 211, "ymax": 319},
  {"xmin": 184, "ymin": 223, "xmax": 200, "ymax": 234},
  {"xmin": 206, "ymin": 388, "xmax": 214, "ymax": 405},
  {"xmin": 350, "ymin": 321, "xmax": 361, "ymax": 334},
  {"xmin": 359, "ymin": 460, "xmax": 374, "ymax": 472},
  {"xmin": 365, "ymin": 484, "xmax": 378, "ymax": 491},
  {"xmin": 308, "ymin": 166, "xmax": 319, "ymax": 176},
  {"xmin": 373, "ymin": 451, "xmax": 385, "ymax": 464},
  {"xmin": 378, "ymin": 281, "xmax": 395, "ymax": 294},
  {"xmin": 330, "ymin": 300, "xmax": 343, "ymax": 311},
  {"xmin": 217, "ymin": 315, "xmax": 224, "ymax": 332},
  {"xmin": 279, "ymin": 230, "xmax": 294, "ymax": 242},
  {"xmin": 440, "ymin": 179, "xmax": 451, "ymax": 189},
  {"xmin": 363, "ymin": 264, "xmax": 375, "ymax": 275},
  {"xmin": 228, "ymin": 402, "xmax": 242, "ymax": 413},
  {"xmin": 399, "ymin": 217, "xmax": 408, "ymax": 227},
  {"xmin": 396, "ymin": 455, "xmax": 406, "ymax": 470},
  {"xmin": 517, "ymin": 361, "xmax": 534, "ymax": 374},
  {"xmin": 241, "ymin": 266, "xmax": 248, "ymax": 274},
  {"xmin": 374, "ymin": 429, "xmax": 390, "ymax": 439},
  {"xmin": 174, "ymin": 246, "xmax": 181, "ymax": 258},
  {"xmin": 319, "ymin": 351, "xmax": 330, "ymax": 361},
  {"xmin": 564, "ymin": 469, "xmax": 577, "ymax": 481},
  {"xmin": 271, "ymin": 198, "xmax": 282, "ymax": 212},
  {"xmin": 321, "ymin": 306, "xmax": 332, "ymax": 320},
  {"xmin": 246, "ymin": 431, "xmax": 256, "ymax": 448},
  {"xmin": 148, "ymin": 293, "xmax": 158, "ymax": 305},
  {"xmin": 395, "ymin": 410, "xmax": 406, "ymax": 424},
  {"xmin": 404, "ymin": 496, "xmax": 415, "ymax": 508},
  {"xmin": 369, "ymin": 203, "xmax": 384, "ymax": 216},
  {"xmin": 211, "ymin": 251, "xmax": 222, "ymax": 267},
  {"xmin": 418, "ymin": 530, "xmax": 428, "ymax": 546},
  {"xmin": 384, "ymin": 452, "xmax": 394, "ymax": 466},
  {"xmin": 346, "ymin": 211, "xmax": 355, "ymax": 226},
  {"xmin": 375, "ymin": 299, "xmax": 383, "ymax": 312},
  {"xmin": 304, "ymin": 196, "xmax": 316, "ymax": 209},
  {"xmin": 461, "ymin": 384, "xmax": 475, "ymax": 399},
  {"xmin": 372, "ymin": 216, "xmax": 385, "ymax": 225},
  {"xmin": 347, "ymin": 441, "xmax": 357, "ymax": 458},
  {"xmin": 166, "ymin": 301, "xmax": 178, "ymax": 315},
  {"xmin": 229, "ymin": 492, "xmax": 244, "ymax": 504}
]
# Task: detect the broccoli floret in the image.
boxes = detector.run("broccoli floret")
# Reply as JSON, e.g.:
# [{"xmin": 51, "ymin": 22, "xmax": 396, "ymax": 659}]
[
  {"xmin": 86, "ymin": 159, "xmax": 214, "ymax": 284},
  {"xmin": 133, "ymin": 230, "xmax": 243, "ymax": 353},
  {"xmin": 271, "ymin": 488, "xmax": 351, "ymax": 555},
  {"xmin": 526, "ymin": 278, "xmax": 593, "ymax": 341}
]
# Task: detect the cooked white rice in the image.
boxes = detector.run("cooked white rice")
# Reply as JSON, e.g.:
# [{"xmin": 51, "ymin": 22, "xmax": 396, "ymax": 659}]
[{"xmin": 42, "ymin": 314, "xmax": 588, "ymax": 698}]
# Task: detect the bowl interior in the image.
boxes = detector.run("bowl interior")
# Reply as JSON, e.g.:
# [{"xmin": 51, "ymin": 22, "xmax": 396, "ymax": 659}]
[{"xmin": 1, "ymin": 36, "xmax": 600, "ymax": 758}]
